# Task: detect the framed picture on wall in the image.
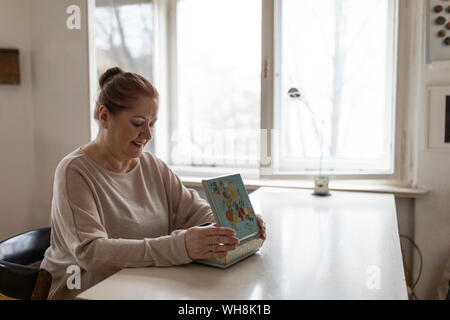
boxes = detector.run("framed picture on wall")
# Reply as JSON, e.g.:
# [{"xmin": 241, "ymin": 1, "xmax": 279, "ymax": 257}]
[
  {"xmin": 0, "ymin": 49, "xmax": 20, "ymax": 85},
  {"xmin": 428, "ymin": 86, "xmax": 450, "ymax": 150}
]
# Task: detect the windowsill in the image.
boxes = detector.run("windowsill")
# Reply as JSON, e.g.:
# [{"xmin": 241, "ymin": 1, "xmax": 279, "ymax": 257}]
[
  {"xmin": 179, "ymin": 175, "xmax": 429, "ymax": 198},
  {"xmin": 171, "ymin": 165, "xmax": 260, "ymax": 179}
]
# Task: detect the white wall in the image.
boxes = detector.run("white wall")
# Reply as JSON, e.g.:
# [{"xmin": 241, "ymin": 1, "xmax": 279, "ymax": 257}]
[
  {"xmin": 29, "ymin": 0, "xmax": 91, "ymax": 227},
  {"xmin": 0, "ymin": 0, "xmax": 90, "ymax": 237},
  {"xmin": 0, "ymin": 0, "xmax": 35, "ymax": 238},
  {"xmin": 403, "ymin": 1, "xmax": 450, "ymax": 300},
  {"xmin": 415, "ymin": 65, "xmax": 450, "ymax": 298}
]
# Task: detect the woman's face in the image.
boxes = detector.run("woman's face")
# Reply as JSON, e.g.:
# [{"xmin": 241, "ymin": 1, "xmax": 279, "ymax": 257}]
[{"xmin": 101, "ymin": 96, "xmax": 159, "ymax": 160}]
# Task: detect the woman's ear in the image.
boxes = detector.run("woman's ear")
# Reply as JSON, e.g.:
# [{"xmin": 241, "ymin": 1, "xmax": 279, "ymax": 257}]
[{"xmin": 97, "ymin": 105, "xmax": 110, "ymax": 129}]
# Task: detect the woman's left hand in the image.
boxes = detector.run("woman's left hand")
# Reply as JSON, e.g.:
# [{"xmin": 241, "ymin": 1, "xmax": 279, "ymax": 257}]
[{"xmin": 256, "ymin": 214, "xmax": 266, "ymax": 242}]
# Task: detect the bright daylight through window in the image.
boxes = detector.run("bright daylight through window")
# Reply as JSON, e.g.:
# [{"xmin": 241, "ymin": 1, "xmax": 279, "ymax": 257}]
[
  {"xmin": 172, "ymin": 0, "xmax": 261, "ymax": 169},
  {"xmin": 92, "ymin": 0, "xmax": 155, "ymax": 139},
  {"xmin": 92, "ymin": 0, "xmax": 398, "ymax": 176},
  {"xmin": 276, "ymin": 0, "xmax": 397, "ymax": 175}
]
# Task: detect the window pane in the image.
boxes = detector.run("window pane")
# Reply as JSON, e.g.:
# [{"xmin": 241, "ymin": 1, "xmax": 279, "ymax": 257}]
[
  {"xmin": 277, "ymin": 0, "xmax": 396, "ymax": 173},
  {"xmin": 93, "ymin": 0, "xmax": 155, "ymax": 139},
  {"xmin": 95, "ymin": 0, "xmax": 154, "ymax": 77},
  {"xmin": 172, "ymin": 0, "xmax": 261, "ymax": 167}
]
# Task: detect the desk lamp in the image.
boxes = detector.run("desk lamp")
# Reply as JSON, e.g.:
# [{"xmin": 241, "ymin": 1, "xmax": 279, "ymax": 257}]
[{"xmin": 288, "ymin": 88, "xmax": 330, "ymax": 196}]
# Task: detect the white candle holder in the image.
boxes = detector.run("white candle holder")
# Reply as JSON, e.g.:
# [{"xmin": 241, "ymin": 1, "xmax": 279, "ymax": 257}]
[{"xmin": 313, "ymin": 176, "xmax": 331, "ymax": 196}]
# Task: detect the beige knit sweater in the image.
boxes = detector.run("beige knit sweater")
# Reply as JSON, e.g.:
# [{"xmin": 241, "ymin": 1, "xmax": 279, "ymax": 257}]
[{"xmin": 40, "ymin": 148, "xmax": 214, "ymax": 299}]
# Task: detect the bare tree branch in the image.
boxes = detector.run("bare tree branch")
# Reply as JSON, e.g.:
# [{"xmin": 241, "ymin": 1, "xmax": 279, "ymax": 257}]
[
  {"xmin": 343, "ymin": 1, "xmax": 382, "ymax": 56},
  {"xmin": 113, "ymin": 5, "xmax": 136, "ymax": 70},
  {"xmin": 329, "ymin": 0, "xmax": 346, "ymax": 157}
]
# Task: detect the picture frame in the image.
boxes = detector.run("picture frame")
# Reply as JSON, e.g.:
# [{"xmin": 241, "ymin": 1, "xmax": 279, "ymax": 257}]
[
  {"xmin": 426, "ymin": 0, "xmax": 450, "ymax": 65},
  {"xmin": 0, "ymin": 49, "xmax": 20, "ymax": 85},
  {"xmin": 427, "ymin": 86, "xmax": 450, "ymax": 150}
]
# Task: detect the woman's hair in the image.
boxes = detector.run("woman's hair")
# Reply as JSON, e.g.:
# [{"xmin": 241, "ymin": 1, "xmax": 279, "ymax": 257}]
[{"xmin": 94, "ymin": 67, "xmax": 159, "ymax": 120}]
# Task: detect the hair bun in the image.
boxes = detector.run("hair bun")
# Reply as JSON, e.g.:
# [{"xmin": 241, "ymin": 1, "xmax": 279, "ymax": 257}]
[{"xmin": 99, "ymin": 66, "xmax": 125, "ymax": 88}]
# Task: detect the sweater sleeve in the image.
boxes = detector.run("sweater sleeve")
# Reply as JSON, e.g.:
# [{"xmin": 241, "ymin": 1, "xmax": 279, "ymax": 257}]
[
  {"xmin": 155, "ymin": 159, "xmax": 215, "ymax": 232},
  {"xmin": 55, "ymin": 163, "xmax": 193, "ymax": 274}
]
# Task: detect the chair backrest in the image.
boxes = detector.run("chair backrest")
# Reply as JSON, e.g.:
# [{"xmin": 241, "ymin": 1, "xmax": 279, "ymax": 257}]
[
  {"xmin": 0, "ymin": 228, "xmax": 51, "ymax": 265},
  {"xmin": 0, "ymin": 227, "xmax": 52, "ymax": 300}
]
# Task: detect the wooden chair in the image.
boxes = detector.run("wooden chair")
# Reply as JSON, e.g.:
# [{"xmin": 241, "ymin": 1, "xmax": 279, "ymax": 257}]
[{"xmin": 0, "ymin": 227, "xmax": 52, "ymax": 300}]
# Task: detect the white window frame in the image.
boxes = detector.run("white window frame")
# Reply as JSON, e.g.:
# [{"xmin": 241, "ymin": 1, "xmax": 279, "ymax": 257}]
[
  {"xmin": 154, "ymin": 0, "xmax": 262, "ymax": 178},
  {"xmin": 89, "ymin": 0, "xmax": 416, "ymax": 185},
  {"xmin": 262, "ymin": 0, "xmax": 404, "ymax": 181}
]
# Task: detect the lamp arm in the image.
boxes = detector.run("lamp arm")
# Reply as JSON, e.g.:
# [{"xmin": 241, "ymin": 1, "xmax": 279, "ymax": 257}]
[
  {"xmin": 288, "ymin": 88, "xmax": 327, "ymax": 175},
  {"xmin": 304, "ymin": 104, "xmax": 325, "ymax": 175}
]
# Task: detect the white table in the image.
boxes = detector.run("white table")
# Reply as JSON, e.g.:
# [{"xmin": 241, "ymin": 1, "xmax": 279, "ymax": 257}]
[{"xmin": 77, "ymin": 187, "xmax": 408, "ymax": 300}]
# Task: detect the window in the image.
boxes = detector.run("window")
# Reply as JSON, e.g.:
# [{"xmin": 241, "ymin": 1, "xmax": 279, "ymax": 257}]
[
  {"xmin": 90, "ymin": 0, "xmax": 400, "ymax": 178},
  {"xmin": 274, "ymin": 0, "xmax": 397, "ymax": 175},
  {"xmin": 171, "ymin": 0, "xmax": 261, "ymax": 168},
  {"xmin": 91, "ymin": 0, "xmax": 156, "ymax": 140}
]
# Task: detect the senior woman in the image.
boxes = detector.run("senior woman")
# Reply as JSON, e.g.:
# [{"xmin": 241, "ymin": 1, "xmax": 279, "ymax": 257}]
[{"xmin": 40, "ymin": 67, "xmax": 266, "ymax": 299}]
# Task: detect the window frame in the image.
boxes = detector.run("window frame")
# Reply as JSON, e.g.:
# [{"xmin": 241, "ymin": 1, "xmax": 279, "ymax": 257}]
[
  {"xmin": 263, "ymin": 0, "xmax": 402, "ymax": 181},
  {"xmin": 89, "ymin": 0, "xmax": 414, "ymax": 184}
]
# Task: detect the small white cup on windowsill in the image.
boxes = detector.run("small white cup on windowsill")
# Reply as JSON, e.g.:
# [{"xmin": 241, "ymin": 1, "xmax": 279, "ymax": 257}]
[{"xmin": 313, "ymin": 176, "xmax": 331, "ymax": 196}]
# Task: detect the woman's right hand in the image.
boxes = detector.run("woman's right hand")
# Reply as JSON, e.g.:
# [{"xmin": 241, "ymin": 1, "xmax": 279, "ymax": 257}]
[{"xmin": 185, "ymin": 224, "xmax": 240, "ymax": 260}]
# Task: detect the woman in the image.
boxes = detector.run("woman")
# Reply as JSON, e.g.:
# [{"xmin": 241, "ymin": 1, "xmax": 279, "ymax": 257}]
[{"xmin": 40, "ymin": 67, "xmax": 266, "ymax": 299}]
